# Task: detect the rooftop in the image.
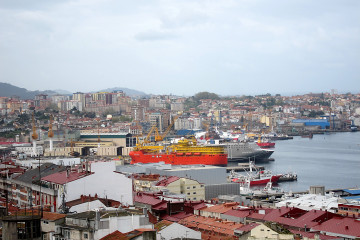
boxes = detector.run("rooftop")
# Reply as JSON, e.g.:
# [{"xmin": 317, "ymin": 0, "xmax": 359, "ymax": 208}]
[{"xmin": 41, "ymin": 169, "xmax": 91, "ymax": 184}]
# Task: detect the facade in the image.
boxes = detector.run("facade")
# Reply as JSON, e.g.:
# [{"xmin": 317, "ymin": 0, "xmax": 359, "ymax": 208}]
[
  {"xmin": 247, "ymin": 223, "xmax": 294, "ymax": 240},
  {"xmin": 337, "ymin": 203, "xmax": 360, "ymax": 218},
  {"xmin": 41, "ymin": 212, "xmax": 66, "ymax": 240},
  {"xmin": 153, "ymin": 176, "xmax": 205, "ymax": 201}
]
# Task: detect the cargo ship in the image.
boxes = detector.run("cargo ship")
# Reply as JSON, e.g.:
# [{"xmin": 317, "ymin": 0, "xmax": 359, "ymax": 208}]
[{"xmin": 129, "ymin": 138, "xmax": 227, "ymax": 166}]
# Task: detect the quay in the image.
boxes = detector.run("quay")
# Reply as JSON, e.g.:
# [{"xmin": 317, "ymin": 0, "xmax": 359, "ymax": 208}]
[{"xmin": 226, "ymin": 163, "xmax": 265, "ymax": 172}]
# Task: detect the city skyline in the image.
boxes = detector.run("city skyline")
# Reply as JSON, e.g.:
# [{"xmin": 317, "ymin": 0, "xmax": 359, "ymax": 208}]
[{"xmin": 0, "ymin": 0, "xmax": 359, "ymax": 96}]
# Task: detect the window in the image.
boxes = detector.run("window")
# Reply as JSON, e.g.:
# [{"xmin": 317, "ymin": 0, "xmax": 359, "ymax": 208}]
[
  {"xmin": 193, "ymin": 197, "xmax": 196, "ymax": 200},
  {"xmin": 187, "ymin": 193, "xmax": 190, "ymax": 195},
  {"xmin": 193, "ymin": 186, "xmax": 196, "ymax": 189},
  {"xmin": 84, "ymin": 233, "xmax": 88, "ymax": 239},
  {"xmin": 193, "ymin": 192, "xmax": 196, "ymax": 194},
  {"xmin": 187, "ymin": 187, "xmax": 190, "ymax": 189}
]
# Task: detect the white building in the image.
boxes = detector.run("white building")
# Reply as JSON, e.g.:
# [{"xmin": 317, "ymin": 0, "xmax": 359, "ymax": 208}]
[{"xmin": 276, "ymin": 193, "xmax": 339, "ymax": 212}]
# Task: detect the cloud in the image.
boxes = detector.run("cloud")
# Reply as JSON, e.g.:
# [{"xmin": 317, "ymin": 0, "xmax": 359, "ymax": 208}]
[{"xmin": 135, "ymin": 30, "xmax": 178, "ymax": 41}]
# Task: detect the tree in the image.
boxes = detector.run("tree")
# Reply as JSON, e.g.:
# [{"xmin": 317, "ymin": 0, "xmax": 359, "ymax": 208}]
[{"xmin": 193, "ymin": 92, "xmax": 220, "ymax": 101}]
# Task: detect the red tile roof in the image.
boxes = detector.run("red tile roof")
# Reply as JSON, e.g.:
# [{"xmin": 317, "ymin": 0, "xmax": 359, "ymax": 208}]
[
  {"xmin": 179, "ymin": 215, "xmax": 243, "ymax": 237},
  {"xmin": 100, "ymin": 230, "xmax": 127, "ymax": 240},
  {"xmin": 41, "ymin": 170, "xmax": 91, "ymax": 184},
  {"xmin": 201, "ymin": 202, "xmax": 239, "ymax": 214},
  {"xmin": 156, "ymin": 176, "xmax": 180, "ymax": 186}
]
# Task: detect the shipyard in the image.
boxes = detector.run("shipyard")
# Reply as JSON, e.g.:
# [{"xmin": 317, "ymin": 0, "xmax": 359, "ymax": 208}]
[{"xmin": 1, "ymin": 1, "xmax": 360, "ymax": 239}]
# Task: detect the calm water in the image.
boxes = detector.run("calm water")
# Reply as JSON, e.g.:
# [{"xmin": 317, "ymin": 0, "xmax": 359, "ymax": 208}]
[{"xmin": 259, "ymin": 131, "xmax": 360, "ymax": 192}]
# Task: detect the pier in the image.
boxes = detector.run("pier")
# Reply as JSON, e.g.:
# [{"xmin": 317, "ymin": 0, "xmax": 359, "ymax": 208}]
[{"xmin": 226, "ymin": 163, "xmax": 265, "ymax": 172}]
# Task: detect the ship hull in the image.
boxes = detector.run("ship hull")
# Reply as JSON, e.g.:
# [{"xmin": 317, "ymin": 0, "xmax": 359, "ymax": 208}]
[
  {"xmin": 232, "ymin": 174, "xmax": 282, "ymax": 186},
  {"xmin": 129, "ymin": 151, "xmax": 228, "ymax": 166},
  {"xmin": 226, "ymin": 142, "xmax": 274, "ymax": 162}
]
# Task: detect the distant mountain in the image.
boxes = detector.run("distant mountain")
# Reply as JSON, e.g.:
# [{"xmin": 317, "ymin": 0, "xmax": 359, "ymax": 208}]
[
  {"xmin": 53, "ymin": 89, "xmax": 72, "ymax": 95},
  {"xmin": 0, "ymin": 82, "xmax": 60, "ymax": 99},
  {"xmin": 97, "ymin": 87, "xmax": 148, "ymax": 97}
]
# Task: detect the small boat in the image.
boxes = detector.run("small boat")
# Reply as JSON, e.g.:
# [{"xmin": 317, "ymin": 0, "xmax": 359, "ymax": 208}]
[
  {"xmin": 230, "ymin": 161, "xmax": 282, "ymax": 186},
  {"xmin": 278, "ymin": 172, "xmax": 297, "ymax": 182},
  {"xmin": 253, "ymin": 181, "xmax": 284, "ymax": 197},
  {"xmin": 256, "ymin": 135, "xmax": 275, "ymax": 148},
  {"xmin": 301, "ymin": 133, "xmax": 313, "ymax": 138}
]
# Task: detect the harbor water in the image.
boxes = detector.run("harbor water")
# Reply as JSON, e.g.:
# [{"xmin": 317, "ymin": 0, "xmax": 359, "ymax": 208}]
[{"xmin": 260, "ymin": 131, "xmax": 360, "ymax": 192}]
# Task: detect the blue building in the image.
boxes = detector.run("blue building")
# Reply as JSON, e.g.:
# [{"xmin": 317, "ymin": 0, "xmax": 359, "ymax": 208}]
[{"xmin": 292, "ymin": 119, "xmax": 330, "ymax": 129}]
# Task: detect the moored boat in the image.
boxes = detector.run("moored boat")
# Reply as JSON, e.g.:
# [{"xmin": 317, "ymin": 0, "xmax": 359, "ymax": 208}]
[{"xmin": 230, "ymin": 161, "xmax": 282, "ymax": 186}]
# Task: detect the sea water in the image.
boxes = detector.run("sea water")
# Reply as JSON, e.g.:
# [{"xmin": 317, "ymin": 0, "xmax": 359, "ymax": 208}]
[{"xmin": 261, "ymin": 131, "xmax": 360, "ymax": 192}]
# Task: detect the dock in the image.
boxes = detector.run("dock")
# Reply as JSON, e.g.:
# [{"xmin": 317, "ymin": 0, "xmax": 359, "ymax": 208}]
[{"xmin": 226, "ymin": 163, "xmax": 265, "ymax": 172}]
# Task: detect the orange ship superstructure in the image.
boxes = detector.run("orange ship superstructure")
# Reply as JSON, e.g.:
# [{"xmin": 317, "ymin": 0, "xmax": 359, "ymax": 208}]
[{"xmin": 129, "ymin": 137, "xmax": 227, "ymax": 166}]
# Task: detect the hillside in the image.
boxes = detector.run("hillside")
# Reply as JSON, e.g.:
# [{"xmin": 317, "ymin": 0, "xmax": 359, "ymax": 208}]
[
  {"xmin": 0, "ymin": 82, "xmax": 59, "ymax": 99},
  {"xmin": 98, "ymin": 87, "xmax": 148, "ymax": 97}
]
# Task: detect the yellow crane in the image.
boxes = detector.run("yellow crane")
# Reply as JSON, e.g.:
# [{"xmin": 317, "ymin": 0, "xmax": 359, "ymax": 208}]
[{"xmin": 154, "ymin": 115, "xmax": 179, "ymax": 142}]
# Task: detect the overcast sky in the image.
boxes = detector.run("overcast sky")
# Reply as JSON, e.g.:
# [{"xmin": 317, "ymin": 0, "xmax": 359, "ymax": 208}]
[{"xmin": 0, "ymin": 0, "xmax": 359, "ymax": 96}]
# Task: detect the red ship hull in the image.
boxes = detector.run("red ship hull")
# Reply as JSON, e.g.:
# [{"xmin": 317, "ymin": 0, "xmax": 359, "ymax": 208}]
[
  {"xmin": 129, "ymin": 151, "xmax": 228, "ymax": 166},
  {"xmin": 232, "ymin": 174, "xmax": 282, "ymax": 186}
]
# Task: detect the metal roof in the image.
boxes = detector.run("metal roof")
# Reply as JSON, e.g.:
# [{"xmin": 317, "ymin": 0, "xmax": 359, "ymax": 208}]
[
  {"xmin": 343, "ymin": 189, "xmax": 360, "ymax": 195},
  {"xmin": 14, "ymin": 163, "xmax": 67, "ymax": 184}
]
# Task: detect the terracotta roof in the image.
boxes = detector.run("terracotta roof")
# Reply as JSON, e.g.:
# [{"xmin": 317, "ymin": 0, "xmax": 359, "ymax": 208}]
[
  {"xmin": 41, "ymin": 170, "xmax": 91, "ymax": 184},
  {"xmin": 156, "ymin": 176, "xmax": 180, "ymax": 186},
  {"xmin": 100, "ymin": 230, "xmax": 127, "ymax": 240},
  {"xmin": 179, "ymin": 215, "xmax": 243, "ymax": 236},
  {"xmin": 42, "ymin": 211, "xmax": 66, "ymax": 221},
  {"xmin": 201, "ymin": 202, "xmax": 239, "ymax": 214}
]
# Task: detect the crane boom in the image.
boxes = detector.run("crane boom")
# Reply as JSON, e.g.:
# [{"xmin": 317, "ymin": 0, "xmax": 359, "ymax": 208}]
[{"xmin": 155, "ymin": 115, "xmax": 179, "ymax": 142}]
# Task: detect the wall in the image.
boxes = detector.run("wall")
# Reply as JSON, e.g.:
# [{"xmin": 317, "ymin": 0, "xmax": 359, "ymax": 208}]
[
  {"xmin": 158, "ymin": 222, "xmax": 201, "ymax": 240},
  {"xmin": 65, "ymin": 162, "xmax": 133, "ymax": 206},
  {"xmin": 205, "ymin": 183, "xmax": 240, "ymax": 200}
]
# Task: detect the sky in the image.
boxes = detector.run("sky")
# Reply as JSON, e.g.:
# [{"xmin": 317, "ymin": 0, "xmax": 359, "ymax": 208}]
[{"xmin": 0, "ymin": 0, "xmax": 359, "ymax": 96}]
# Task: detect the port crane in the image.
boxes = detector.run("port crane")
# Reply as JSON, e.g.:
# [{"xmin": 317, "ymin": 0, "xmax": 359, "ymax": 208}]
[{"xmin": 138, "ymin": 115, "xmax": 179, "ymax": 145}]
